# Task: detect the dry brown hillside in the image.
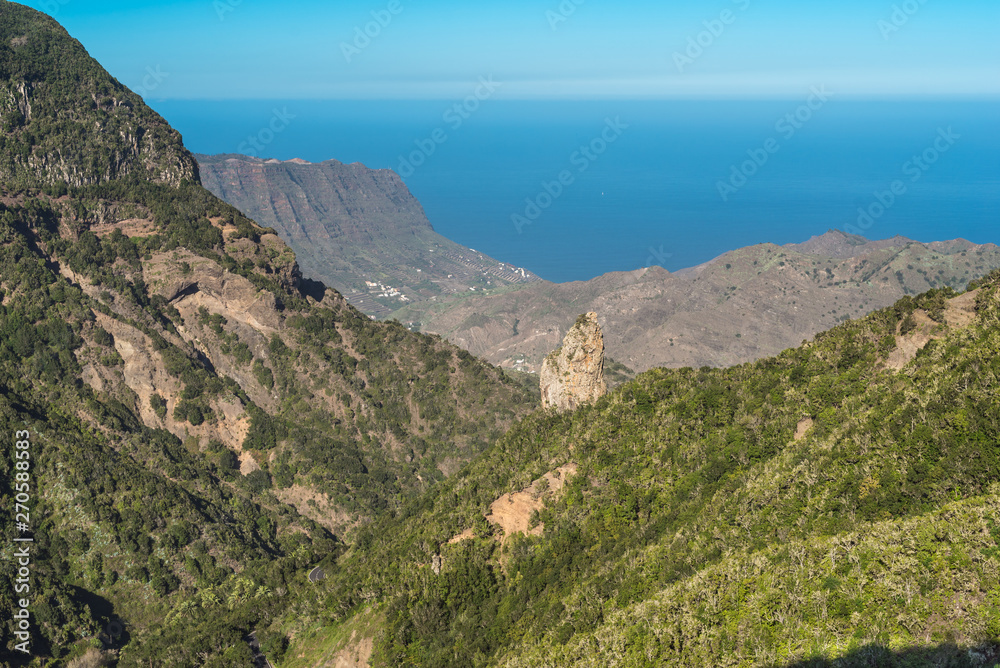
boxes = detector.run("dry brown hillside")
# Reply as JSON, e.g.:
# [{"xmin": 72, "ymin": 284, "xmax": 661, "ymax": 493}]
[{"xmin": 392, "ymin": 230, "xmax": 1000, "ymax": 372}]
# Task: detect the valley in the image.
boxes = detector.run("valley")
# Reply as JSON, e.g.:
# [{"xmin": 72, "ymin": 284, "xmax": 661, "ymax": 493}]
[{"xmin": 0, "ymin": 4, "xmax": 996, "ymax": 668}]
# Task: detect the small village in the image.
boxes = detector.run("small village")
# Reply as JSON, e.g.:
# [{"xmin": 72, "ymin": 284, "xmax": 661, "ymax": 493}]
[{"xmin": 364, "ymin": 280, "xmax": 412, "ymax": 303}]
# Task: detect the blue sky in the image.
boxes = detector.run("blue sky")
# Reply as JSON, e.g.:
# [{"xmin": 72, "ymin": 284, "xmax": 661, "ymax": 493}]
[{"xmin": 21, "ymin": 0, "xmax": 1000, "ymax": 99}]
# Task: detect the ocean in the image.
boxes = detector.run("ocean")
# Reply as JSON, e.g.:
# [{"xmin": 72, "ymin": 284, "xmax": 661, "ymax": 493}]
[{"xmin": 151, "ymin": 98, "xmax": 1000, "ymax": 283}]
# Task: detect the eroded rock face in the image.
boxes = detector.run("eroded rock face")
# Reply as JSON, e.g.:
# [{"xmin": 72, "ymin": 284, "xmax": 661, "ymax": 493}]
[
  {"xmin": 540, "ymin": 312, "xmax": 607, "ymax": 411},
  {"xmin": 89, "ymin": 312, "xmax": 251, "ymax": 451}
]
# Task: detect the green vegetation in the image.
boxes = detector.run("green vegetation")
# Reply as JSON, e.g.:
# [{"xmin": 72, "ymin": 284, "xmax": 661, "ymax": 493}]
[
  {"xmin": 603, "ymin": 357, "xmax": 636, "ymax": 388},
  {"xmin": 295, "ymin": 272, "xmax": 1000, "ymax": 668},
  {"xmin": 0, "ymin": 5, "xmax": 534, "ymax": 664},
  {"xmin": 0, "ymin": 189, "xmax": 343, "ymax": 663},
  {"xmin": 0, "ymin": 154, "xmax": 531, "ymax": 666},
  {"xmin": 0, "ymin": 7, "xmax": 196, "ymax": 190},
  {"xmin": 2, "ymin": 5, "xmax": 999, "ymax": 667}
]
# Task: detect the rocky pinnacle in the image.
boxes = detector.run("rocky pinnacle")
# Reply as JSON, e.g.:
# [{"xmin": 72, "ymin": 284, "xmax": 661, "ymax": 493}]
[{"xmin": 540, "ymin": 312, "xmax": 608, "ymax": 411}]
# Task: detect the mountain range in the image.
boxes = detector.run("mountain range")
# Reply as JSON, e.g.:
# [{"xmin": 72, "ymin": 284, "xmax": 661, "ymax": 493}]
[
  {"xmin": 197, "ymin": 155, "xmax": 1000, "ymax": 376},
  {"xmin": 392, "ymin": 230, "xmax": 1000, "ymax": 372},
  {"xmin": 0, "ymin": 5, "xmax": 998, "ymax": 668}
]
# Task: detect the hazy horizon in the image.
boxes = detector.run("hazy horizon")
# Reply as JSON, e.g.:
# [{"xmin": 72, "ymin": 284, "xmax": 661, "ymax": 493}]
[{"xmin": 21, "ymin": 0, "xmax": 1000, "ymax": 99}]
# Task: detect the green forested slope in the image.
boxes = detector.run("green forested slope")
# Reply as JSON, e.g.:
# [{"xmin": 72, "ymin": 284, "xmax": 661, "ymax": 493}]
[
  {"xmin": 0, "ymin": 3, "xmax": 197, "ymax": 188},
  {"xmin": 0, "ymin": 4, "xmax": 534, "ymax": 665},
  {"xmin": 298, "ymin": 279, "xmax": 1000, "ymax": 667}
]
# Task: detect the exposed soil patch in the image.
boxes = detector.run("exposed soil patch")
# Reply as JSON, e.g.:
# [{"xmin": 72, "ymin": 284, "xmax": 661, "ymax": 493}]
[
  {"xmin": 90, "ymin": 217, "xmax": 155, "ymax": 238},
  {"xmin": 436, "ymin": 456, "xmax": 463, "ymax": 477},
  {"xmin": 794, "ymin": 417, "xmax": 814, "ymax": 441},
  {"xmin": 486, "ymin": 463, "xmax": 578, "ymax": 539},
  {"xmin": 274, "ymin": 484, "xmax": 355, "ymax": 534},
  {"xmin": 885, "ymin": 310, "xmax": 938, "ymax": 370},
  {"xmin": 944, "ymin": 289, "xmax": 979, "ymax": 327},
  {"xmin": 238, "ymin": 451, "xmax": 260, "ymax": 476},
  {"xmin": 884, "ymin": 290, "xmax": 979, "ymax": 371},
  {"xmin": 448, "ymin": 464, "xmax": 580, "ymax": 544},
  {"xmin": 327, "ymin": 631, "xmax": 373, "ymax": 668},
  {"xmin": 447, "ymin": 528, "xmax": 475, "ymax": 544}
]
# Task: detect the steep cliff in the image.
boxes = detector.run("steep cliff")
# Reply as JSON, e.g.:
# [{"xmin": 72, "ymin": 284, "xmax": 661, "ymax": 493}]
[
  {"xmin": 197, "ymin": 154, "xmax": 540, "ymax": 316},
  {"xmin": 540, "ymin": 312, "xmax": 607, "ymax": 411}
]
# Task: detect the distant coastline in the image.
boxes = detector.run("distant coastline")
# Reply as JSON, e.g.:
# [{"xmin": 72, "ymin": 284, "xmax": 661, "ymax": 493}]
[{"xmin": 154, "ymin": 98, "xmax": 1000, "ymax": 283}]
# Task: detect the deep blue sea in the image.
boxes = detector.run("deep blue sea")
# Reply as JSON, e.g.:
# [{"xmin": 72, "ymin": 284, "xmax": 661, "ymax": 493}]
[{"xmin": 150, "ymin": 99, "xmax": 1000, "ymax": 283}]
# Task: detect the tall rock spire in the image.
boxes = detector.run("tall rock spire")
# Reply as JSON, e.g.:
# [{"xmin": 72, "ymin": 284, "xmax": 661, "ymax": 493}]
[{"xmin": 540, "ymin": 312, "xmax": 608, "ymax": 411}]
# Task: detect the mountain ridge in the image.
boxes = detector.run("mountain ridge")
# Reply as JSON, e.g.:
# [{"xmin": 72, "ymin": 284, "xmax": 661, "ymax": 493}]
[
  {"xmin": 0, "ymin": 6, "xmax": 197, "ymax": 189},
  {"xmin": 780, "ymin": 228, "xmax": 914, "ymax": 259},
  {"xmin": 197, "ymin": 152, "xmax": 1000, "ymax": 375},
  {"xmin": 197, "ymin": 153, "xmax": 541, "ymax": 317},
  {"xmin": 393, "ymin": 230, "xmax": 1000, "ymax": 372},
  {"xmin": 294, "ymin": 273, "xmax": 1000, "ymax": 667}
]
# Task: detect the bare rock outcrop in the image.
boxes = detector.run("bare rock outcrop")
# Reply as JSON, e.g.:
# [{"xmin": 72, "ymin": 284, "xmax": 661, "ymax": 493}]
[
  {"xmin": 89, "ymin": 312, "xmax": 250, "ymax": 451},
  {"xmin": 540, "ymin": 312, "xmax": 607, "ymax": 411}
]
